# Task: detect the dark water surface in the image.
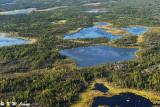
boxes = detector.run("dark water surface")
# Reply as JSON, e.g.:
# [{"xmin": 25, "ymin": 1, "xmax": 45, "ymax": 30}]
[
  {"xmin": 92, "ymin": 93, "xmax": 155, "ymax": 107},
  {"xmin": 93, "ymin": 83, "xmax": 109, "ymax": 93},
  {"xmin": 58, "ymin": 46, "xmax": 138, "ymax": 67}
]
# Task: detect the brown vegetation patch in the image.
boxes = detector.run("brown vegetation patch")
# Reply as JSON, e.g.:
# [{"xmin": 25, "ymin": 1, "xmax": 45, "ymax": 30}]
[
  {"xmin": 0, "ymin": 32, "xmax": 37, "ymax": 44},
  {"xmin": 51, "ymin": 20, "xmax": 67, "ymax": 24},
  {"xmin": 69, "ymin": 28, "xmax": 83, "ymax": 34},
  {"xmin": 104, "ymin": 29, "xmax": 131, "ymax": 36},
  {"xmin": 69, "ymin": 39, "xmax": 90, "ymax": 43},
  {"xmin": 91, "ymin": 8, "xmax": 107, "ymax": 11},
  {"xmin": 83, "ymin": 2, "xmax": 100, "ymax": 6},
  {"xmin": 52, "ymin": 59, "xmax": 77, "ymax": 71},
  {"xmin": 36, "ymin": 6, "xmax": 67, "ymax": 12}
]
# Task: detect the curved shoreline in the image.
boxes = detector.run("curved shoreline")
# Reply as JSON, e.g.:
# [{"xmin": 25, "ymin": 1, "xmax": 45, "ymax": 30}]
[
  {"xmin": 0, "ymin": 8, "xmax": 36, "ymax": 15},
  {"xmin": 93, "ymin": 22, "xmax": 150, "ymax": 61},
  {"xmin": 71, "ymin": 78, "xmax": 160, "ymax": 107},
  {"xmin": 0, "ymin": 32, "xmax": 37, "ymax": 45},
  {"xmin": 0, "ymin": 6, "xmax": 67, "ymax": 15},
  {"xmin": 61, "ymin": 22, "xmax": 147, "ymax": 67}
]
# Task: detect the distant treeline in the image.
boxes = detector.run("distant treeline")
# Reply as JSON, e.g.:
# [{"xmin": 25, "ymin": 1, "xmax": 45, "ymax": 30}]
[{"xmin": 0, "ymin": 0, "xmax": 160, "ymax": 106}]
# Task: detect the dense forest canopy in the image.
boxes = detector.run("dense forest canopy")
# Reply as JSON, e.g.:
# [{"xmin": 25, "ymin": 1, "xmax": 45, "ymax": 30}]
[
  {"xmin": 0, "ymin": 0, "xmax": 114, "ymax": 11},
  {"xmin": 0, "ymin": 0, "xmax": 160, "ymax": 106}
]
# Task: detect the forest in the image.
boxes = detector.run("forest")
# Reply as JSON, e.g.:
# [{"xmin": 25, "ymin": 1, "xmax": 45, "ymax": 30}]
[{"xmin": 0, "ymin": 0, "xmax": 160, "ymax": 106}]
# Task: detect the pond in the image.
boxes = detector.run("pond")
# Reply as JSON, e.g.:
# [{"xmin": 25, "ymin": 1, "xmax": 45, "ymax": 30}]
[
  {"xmin": 92, "ymin": 93, "xmax": 155, "ymax": 107},
  {"xmin": 58, "ymin": 46, "xmax": 138, "ymax": 67},
  {"xmin": 0, "ymin": 2, "xmax": 13, "ymax": 5},
  {"xmin": 63, "ymin": 22, "xmax": 149, "ymax": 40},
  {"xmin": 122, "ymin": 27, "xmax": 150, "ymax": 35},
  {"xmin": 2, "ymin": 8, "xmax": 35, "ymax": 15},
  {"xmin": 0, "ymin": 34, "xmax": 30, "ymax": 47},
  {"xmin": 63, "ymin": 22, "xmax": 124, "ymax": 40},
  {"xmin": 60, "ymin": 22, "xmax": 150, "ymax": 67},
  {"xmin": 93, "ymin": 83, "xmax": 109, "ymax": 93}
]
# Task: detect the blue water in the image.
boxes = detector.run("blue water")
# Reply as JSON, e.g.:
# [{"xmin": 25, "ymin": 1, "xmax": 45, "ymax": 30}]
[
  {"xmin": 63, "ymin": 22, "xmax": 124, "ymax": 40},
  {"xmin": 92, "ymin": 93, "xmax": 156, "ymax": 107},
  {"xmin": 58, "ymin": 46, "xmax": 138, "ymax": 67},
  {"xmin": 0, "ymin": 34, "xmax": 30, "ymax": 47},
  {"xmin": 0, "ymin": 2, "xmax": 13, "ymax": 5},
  {"xmin": 122, "ymin": 27, "xmax": 150, "ymax": 35},
  {"xmin": 63, "ymin": 22, "xmax": 149, "ymax": 40},
  {"xmin": 4, "ymin": 9, "xmax": 35, "ymax": 15},
  {"xmin": 95, "ymin": 22, "xmax": 108, "ymax": 26},
  {"xmin": 83, "ymin": 11, "xmax": 108, "ymax": 13}
]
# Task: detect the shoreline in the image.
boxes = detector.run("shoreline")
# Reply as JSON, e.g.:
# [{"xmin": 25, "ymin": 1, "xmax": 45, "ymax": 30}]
[
  {"xmin": 0, "ymin": 32, "xmax": 37, "ymax": 44},
  {"xmin": 99, "ymin": 79, "xmax": 160, "ymax": 105},
  {"xmin": 69, "ymin": 28, "xmax": 83, "ymax": 35},
  {"xmin": 0, "ymin": 8, "xmax": 36, "ymax": 15},
  {"xmin": 71, "ymin": 78, "xmax": 160, "ymax": 107},
  {"xmin": 62, "ymin": 21, "xmax": 148, "ymax": 66},
  {"xmin": 0, "ymin": 6, "xmax": 68, "ymax": 15},
  {"xmin": 95, "ymin": 22, "xmax": 149, "ymax": 60}
]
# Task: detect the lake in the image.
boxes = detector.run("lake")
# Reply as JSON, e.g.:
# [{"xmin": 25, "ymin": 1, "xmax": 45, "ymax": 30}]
[
  {"xmin": 92, "ymin": 93, "xmax": 155, "ymax": 107},
  {"xmin": 58, "ymin": 46, "xmax": 138, "ymax": 67},
  {"xmin": 2, "ymin": 8, "xmax": 35, "ymax": 15},
  {"xmin": 63, "ymin": 22, "xmax": 149, "ymax": 40},
  {"xmin": 0, "ymin": 34, "xmax": 30, "ymax": 47},
  {"xmin": 122, "ymin": 27, "xmax": 150, "ymax": 35},
  {"xmin": 0, "ymin": 2, "xmax": 13, "ymax": 5},
  {"xmin": 60, "ymin": 22, "xmax": 150, "ymax": 67},
  {"xmin": 63, "ymin": 22, "xmax": 124, "ymax": 40}
]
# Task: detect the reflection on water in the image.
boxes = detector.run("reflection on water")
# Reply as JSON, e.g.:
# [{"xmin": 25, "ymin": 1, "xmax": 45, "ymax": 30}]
[
  {"xmin": 122, "ymin": 27, "xmax": 150, "ymax": 35},
  {"xmin": 63, "ymin": 22, "xmax": 149, "ymax": 40},
  {"xmin": 58, "ymin": 46, "xmax": 138, "ymax": 67},
  {"xmin": 60, "ymin": 22, "xmax": 150, "ymax": 67},
  {"xmin": 0, "ymin": 34, "xmax": 30, "ymax": 47},
  {"xmin": 0, "ymin": 2, "xmax": 13, "ymax": 5},
  {"xmin": 63, "ymin": 22, "xmax": 124, "ymax": 40},
  {"xmin": 3, "ymin": 8, "xmax": 35, "ymax": 15},
  {"xmin": 92, "ymin": 93, "xmax": 155, "ymax": 107}
]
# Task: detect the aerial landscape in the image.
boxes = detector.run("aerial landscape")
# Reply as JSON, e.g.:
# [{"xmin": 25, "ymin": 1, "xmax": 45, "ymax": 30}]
[{"xmin": 0, "ymin": 0, "xmax": 160, "ymax": 107}]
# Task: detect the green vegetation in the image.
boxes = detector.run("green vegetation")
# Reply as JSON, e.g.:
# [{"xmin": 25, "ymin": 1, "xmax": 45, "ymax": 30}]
[
  {"xmin": 72, "ymin": 78, "xmax": 160, "ymax": 106},
  {"xmin": 0, "ymin": 0, "xmax": 160, "ymax": 106},
  {"xmin": 110, "ymin": 35, "xmax": 138, "ymax": 47},
  {"xmin": 72, "ymin": 37, "xmax": 110, "ymax": 44},
  {"xmin": 0, "ymin": 69, "xmax": 94, "ymax": 106},
  {"xmin": 0, "ymin": 0, "xmax": 111, "ymax": 11}
]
